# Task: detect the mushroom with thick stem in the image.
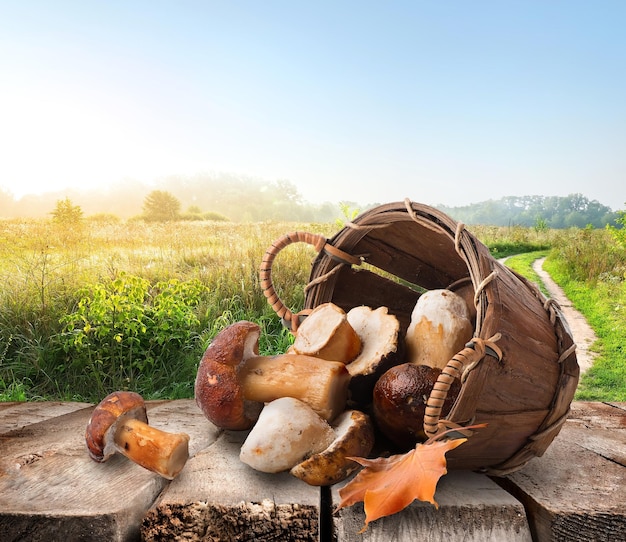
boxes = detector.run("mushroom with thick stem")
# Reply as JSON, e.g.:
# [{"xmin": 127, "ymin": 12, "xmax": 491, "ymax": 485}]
[
  {"xmin": 290, "ymin": 303, "xmax": 402, "ymax": 407},
  {"xmin": 239, "ymin": 397, "xmax": 375, "ymax": 486},
  {"xmin": 371, "ymin": 289, "xmax": 471, "ymax": 449},
  {"xmin": 239, "ymin": 397, "xmax": 336, "ymax": 473},
  {"xmin": 194, "ymin": 321, "xmax": 351, "ymax": 430},
  {"xmin": 85, "ymin": 391, "xmax": 190, "ymax": 480}
]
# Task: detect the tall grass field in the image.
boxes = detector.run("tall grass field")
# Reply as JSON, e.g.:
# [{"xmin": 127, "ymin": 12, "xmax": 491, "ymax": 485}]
[{"xmin": 1, "ymin": 217, "xmax": 624, "ymax": 402}]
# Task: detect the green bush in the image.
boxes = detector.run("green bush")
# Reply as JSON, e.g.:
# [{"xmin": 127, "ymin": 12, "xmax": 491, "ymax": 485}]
[{"xmin": 58, "ymin": 273, "xmax": 207, "ymax": 396}]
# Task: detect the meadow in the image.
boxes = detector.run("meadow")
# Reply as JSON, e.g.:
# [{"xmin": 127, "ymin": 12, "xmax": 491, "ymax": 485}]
[{"xmin": 1, "ymin": 216, "xmax": 624, "ymax": 402}]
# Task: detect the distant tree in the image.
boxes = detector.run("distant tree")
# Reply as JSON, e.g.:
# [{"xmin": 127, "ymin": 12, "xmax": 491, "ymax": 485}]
[
  {"xmin": 143, "ymin": 190, "xmax": 181, "ymax": 222},
  {"xmin": 438, "ymin": 194, "xmax": 616, "ymax": 228},
  {"xmin": 274, "ymin": 179, "xmax": 302, "ymax": 204},
  {"xmin": 51, "ymin": 197, "xmax": 83, "ymax": 225}
]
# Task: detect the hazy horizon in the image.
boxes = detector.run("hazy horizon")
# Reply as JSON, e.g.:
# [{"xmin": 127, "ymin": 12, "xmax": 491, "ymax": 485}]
[{"xmin": 1, "ymin": 2, "xmax": 625, "ymax": 210}]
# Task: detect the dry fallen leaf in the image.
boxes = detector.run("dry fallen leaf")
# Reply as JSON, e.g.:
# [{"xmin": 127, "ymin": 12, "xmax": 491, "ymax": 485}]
[{"xmin": 337, "ymin": 437, "xmax": 467, "ymax": 531}]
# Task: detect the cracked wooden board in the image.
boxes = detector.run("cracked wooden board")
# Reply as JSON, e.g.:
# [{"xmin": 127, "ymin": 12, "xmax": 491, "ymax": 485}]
[
  {"xmin": 0, "ymin": 399, "xmax": 219, "ymax": 542},
  {"xmin": 141, "ymin": 429, "xmax": 321, "ymax": 541},
  {"xmin": 0, "ymin": 401, "xmax": 93, "ymax": 434},
  {"xmin": 496, "ymin": 402, "xmax": 626, "ymax": 542}
]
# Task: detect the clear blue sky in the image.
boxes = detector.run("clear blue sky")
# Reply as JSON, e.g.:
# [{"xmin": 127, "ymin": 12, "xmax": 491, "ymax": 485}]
[{"xmin": 1, "ymin": 1, "xmax": 624, "ymax": 209}]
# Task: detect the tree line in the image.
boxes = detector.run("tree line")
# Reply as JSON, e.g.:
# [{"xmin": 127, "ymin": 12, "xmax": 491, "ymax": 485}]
[
  {"xmin": 1, "ymin": 173, "xmax": 621, "ymax": 229},
  {"xmin": 438, "ymin": 194, "xmax": 618, "ymax": 229}
]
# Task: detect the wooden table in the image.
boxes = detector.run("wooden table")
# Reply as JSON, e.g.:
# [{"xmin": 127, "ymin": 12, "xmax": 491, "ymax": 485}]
[{"xmin": 1, "ymin": 401, "xmax": 624, "ymax": 541}]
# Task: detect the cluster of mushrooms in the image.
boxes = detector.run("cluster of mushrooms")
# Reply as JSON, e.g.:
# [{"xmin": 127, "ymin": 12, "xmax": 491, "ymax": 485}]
[{"xmin": 85, "ymin": 289, "xmax": 474, "ymax": 485}]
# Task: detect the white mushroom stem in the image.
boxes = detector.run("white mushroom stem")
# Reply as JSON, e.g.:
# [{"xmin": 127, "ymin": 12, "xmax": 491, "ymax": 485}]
[
  {"xmin": 238, "ymin": 354, "xmax": 350, "ymax": 421},
  {"xmin": 240, "ymin": 397, "xmax": 335, "ymax": 473},
  {"xmin": 112, "ymin": 417, "xmax": 190, "ymax": 480}
]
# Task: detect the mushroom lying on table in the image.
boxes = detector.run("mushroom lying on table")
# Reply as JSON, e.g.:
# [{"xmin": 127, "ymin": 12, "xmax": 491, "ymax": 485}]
[
  {"xmin": 239, "ymin": 397, "xmax": 335, "ymax": 474},
  {"xmin": 239, "ymin": 397, "xmax": 375, "ymax": 486},
  {"xmin": 194, "ymin": 321, "xmax": 351, "ymax": 430},
  {"xmin": 290, "ymin": 408, "xmax": 375, "ymax": 486},
  {"xmin": 85, "ymin": 391, "xmax": 190, "ymax": 479}
]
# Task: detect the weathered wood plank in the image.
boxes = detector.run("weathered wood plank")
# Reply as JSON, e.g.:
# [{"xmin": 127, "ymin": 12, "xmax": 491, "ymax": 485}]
[
  {"xmin": 332, "ymin": 470, "xmax": 532, "ymax": 541},
  {"xmin": 496, "ymin": 402, "xmax": 626, "ymax": 542},
  {"xmin": 2, "ymin": 400, "xmax": 623, "ymax": 541},
  {"xmin": 0, "ymin": 401, "xmax": 93, "ymax": 434},
  {"xmin": 141, "ymin": 430, "xmax": 321, "ymax": 542},
  {"xmin": 0, "ymin": 399, "xmax": 219, "ymax": 542}
]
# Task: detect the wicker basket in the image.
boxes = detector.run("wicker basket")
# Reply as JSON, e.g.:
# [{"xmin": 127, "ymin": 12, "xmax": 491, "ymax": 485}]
[{"xmin": 260, "ymin": 199, "xmax": 579, "ymax": 475}]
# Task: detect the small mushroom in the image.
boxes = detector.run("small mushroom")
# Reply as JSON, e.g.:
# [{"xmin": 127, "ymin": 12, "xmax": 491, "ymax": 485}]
[
  {"xmin": 291, "ymin": 302, "xmax": 362, "ymax": 362},
  {"xmin": 194, "ymin": 321, "xmax": 351, "ymax": 430},
  {"xmin": 239, "ymin": 397, "xmax": 336, "ymax": 473},
  {"xmin": 85, "ymin": 391, "xmax": 190, "ymax": 479},
  {"xmin": 372, "ymin": 363, "xmax": 461, "ymax": 449},
  {"xmin": 290, "ymin": 409, "xmax": 375, "ymax": 486}
]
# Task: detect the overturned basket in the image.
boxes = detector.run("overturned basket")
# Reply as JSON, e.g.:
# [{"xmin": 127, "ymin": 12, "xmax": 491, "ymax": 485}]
[{"xmin": 260, "ymin": 200, "xmax": 579, "ymax": 475}]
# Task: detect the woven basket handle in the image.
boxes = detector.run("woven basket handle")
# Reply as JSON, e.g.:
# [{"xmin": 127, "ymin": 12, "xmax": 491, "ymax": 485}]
[
  {"xmin": 260, "ymin": 231, "xmax": 360, "ymax": 332},
  {"xmin": 423, "ymin": 335, "xmax": 502, "ymax": 439}
]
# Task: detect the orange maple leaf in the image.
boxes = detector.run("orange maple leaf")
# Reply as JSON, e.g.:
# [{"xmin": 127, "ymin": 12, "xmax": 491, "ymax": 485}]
[{"xmin": 337, "ymin": 437, "xmax": 467, "ymax": 531}]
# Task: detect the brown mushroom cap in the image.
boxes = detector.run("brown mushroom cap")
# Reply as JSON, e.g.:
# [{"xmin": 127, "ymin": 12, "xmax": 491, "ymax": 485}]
[
  {"xmin": 195, "ymin": 320, "xmax": 350, "ymax": 429},
  {"xmin": 85, "ymin": 390, "xmax": 148, "ymax": 462},
  {"xmin": 372, "ymin": 363, "xmax": 461, "ymax": 450},
  {"xmin": 290, "ymin": 409, "xmax": 375, "ymax": 486},
  {"xmin": 194, "ymin": 321, "xmax": 262, "ymax": 430}
]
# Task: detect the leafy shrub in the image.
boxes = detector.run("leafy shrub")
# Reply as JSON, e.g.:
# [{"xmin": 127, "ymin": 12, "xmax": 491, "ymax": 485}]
[
  {"xmin": 58, "ymin": 272, "xmax": 207, "ymax": 394},
  {"xmin": 606, "ymin": 205, "xmax": 626, "ymax": 249},
  {"xmin": 203, "ymin": 211, "xmax": 230, "ymax": 221}
]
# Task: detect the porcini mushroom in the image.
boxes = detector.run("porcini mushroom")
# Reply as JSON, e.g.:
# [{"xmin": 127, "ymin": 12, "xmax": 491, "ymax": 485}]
[
  {"xmin": 372, "ymin": 363, "xmax": 461, "ymax": 449},
  {"xmin": 405, "ymin": 289, "xmax": 473, "ymax": 370},
  {"xmin": 239, "ymin": 397, "xmax": 336, "ymax": 473},
  {"xmin": 291, "ymin": 302, "xmax": 362, "ymax": 362},
  {"xmin": 290, "ymin": 408, "xmax": 375, "ymax": 486},
  {"xmin": 85, "ymin": 391, "xmax": 190, "ymax": 479},
  {"xmin": 345, "ymin": 305, "xmax": 402, "ymax": 406},
  {"xmin": 194, "ymin": 321, "xmax": 351, "ymax": 430}
]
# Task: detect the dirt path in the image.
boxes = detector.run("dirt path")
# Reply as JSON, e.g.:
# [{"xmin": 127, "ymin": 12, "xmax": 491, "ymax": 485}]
[{"xmin": 531, "ymin": 257, "xmax": 597, "ymax": 373}]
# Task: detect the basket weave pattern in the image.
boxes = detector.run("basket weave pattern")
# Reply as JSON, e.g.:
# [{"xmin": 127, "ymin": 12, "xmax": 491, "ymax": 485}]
[{"xmin": 261, "ymin": 200, "xmax": 579, "ymax": 475}]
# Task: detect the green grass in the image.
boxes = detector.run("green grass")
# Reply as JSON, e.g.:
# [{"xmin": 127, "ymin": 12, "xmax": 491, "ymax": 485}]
[
  {"xmin": 501, "ymin": 250, "xmax": 550, "ymax": 297},
  {"xmin": 1, "ymin": 218, "xmax": 624, "ymax": 402},
  {"xmin": 543, "ymin": 257, "xmax": 626, "ymax": 401},
  {"xmin": 0, "ymin": 219, "xmax": 334, "ymax": 402}
]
